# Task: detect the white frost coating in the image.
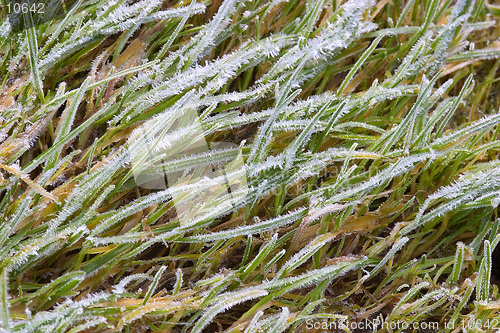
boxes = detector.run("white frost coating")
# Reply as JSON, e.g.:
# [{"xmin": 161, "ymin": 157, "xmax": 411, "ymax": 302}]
[
  {"xmin": 401, "ymin": 166, "xmax": 500, "ymax": 236},
  {"xmin": 129, "ymin": 101, "xmax": 248, "ymax": 227},
  {"xmin": 0, "ymin": 20, "xmax": 11, "ymax": 37}
]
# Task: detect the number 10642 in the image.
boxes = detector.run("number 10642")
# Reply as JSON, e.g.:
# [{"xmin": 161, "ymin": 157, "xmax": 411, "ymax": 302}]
[{"xmin": 5, "ymin": 2, "xmax": 45, "ymax": 14}]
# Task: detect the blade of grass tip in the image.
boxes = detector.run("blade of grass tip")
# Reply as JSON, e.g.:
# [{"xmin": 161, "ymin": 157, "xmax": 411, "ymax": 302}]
[
  {"xmin": 434, "ymin": 74, "xmax": 474, "ymax": 138},
  {"xmin": 0, "ymin": 267, "xmax": 9, "ymax": 331},
  {"xmin": 448, "ymin": 242, "xmax": 464, "ymax": 284},
  {"xmin": 369, "ymin": 237, "xmax": 409, "ymax": 276},
  {"xmin": 476, "ymin": 240, "xmax": 491, "ymax": 302},
  {"xmin": 199, "ymin": 274, "xmax": 235, "ymax": 307},
  {"xmin": 241, "ymin": 235, "xmax": 252, "ymax": 268},
  {"xmin": 284, "ymin": 102, "xmax": 332, "ymax": 169},
  {"xmin": 156, "ymin": 0, "xmax": 200, "ymax": 60},
  {"xmin": 25, "ymin": 12, "xmax": 45, "ymax": 104},
  {"xmin": 192, "ymin": 290, "xmax": 268, "ymax": 333},
  {"xmin": 240, "ymin": 233, "xmax": 278, "ymax": 281},
  {"xmin": 389, "ymin": 281, "xmax": 430, "ymax": 319},
  {"xmin": 182, "ymin": 0, "xmax": 239, "ymax": 70},
  {"xmin": 268, "ymin": 307, "xmax": 289, "ymax": 333},
  {"xmin": 243, "ymin": 310, "xmax": 264, "ymax": 333},
  {"xmin": 491, "ymin": 233, "xmax": 500, "ymax": 252},
  {"xmin": 173, "ymin": 268, "xmax": 182, "ymax": 295},
  {"xmin": 20, "ymin": 65, "xmax": 156, "ymax": 171},
  {"xmin": 251, "ymin": 249, "xmax": 285, "ymax": 281},
  {"xmin": 381, "ymin": 70, "xmax": 442, "ymax": 153},
  {"xmin": 248, "ymin": 87, "xmax": 301, "ymax": 165},
  {"xmin": 295, "ymin": 0, "xmax": 327, "ymax": 40},
  {"xmin": 248, "ymin": 54, "xmax": 308, "ymax": 164},
  {"xmin": 277, "ymin": 234, "xmax": 337, "ymax": 279},
  {"xmin": 86, "ymin": 139, "xmax": 98, "ymax": 174},
  {"xmin": 33, "ymin": 60, "xmax": 157, "ymax": 122},
  {"xmin": 340, "ymin": 143, "xmax": 358, "ymax": 175},
  {"xmin": 0, "ymin": 163, "xmax": 58, "ymax": 202},
  {"xmin": 311, "ymin": 100, "xmax": 349, "ymax": 153},
  {"xmin": 112, "ymin": 23, "xmax": 141, "ymax": 63},
  {"xmin": 143, "ymin": 266, "xmax": 166, "ymax": 304},
  {"xmin": 432, "ymin": 112, "xmax": 500, "ymax": 149},
  {"xmin": 90, "ymin": 67, "xmax": 114, "ymax": 117},
  {"xmin": 395, "ymin": 0, "xmax": 417, "ymax": 27},
  {"xmin": 46, "ymin": 77, "xmax": 90, "ymax": 171},
  {"xmin": 112, "ymin": 92, "xmax": 196, "ymax": 199},
  {"xmin": 337, "ymin": 34, "xmax": 385, "ymax": 96},
  {"xmin": 391, "ymin": 0, "xmax": 439, "ymax": 64},
  {"xmin": 41, "ymin": 0, "xmax": 84, "ymax": 54}
]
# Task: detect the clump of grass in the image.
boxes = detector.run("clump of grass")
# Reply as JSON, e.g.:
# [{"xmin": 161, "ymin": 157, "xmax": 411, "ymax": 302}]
[{"xmin": 0, "ymin": 0, "xmax": 500, "ymax": 331}]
